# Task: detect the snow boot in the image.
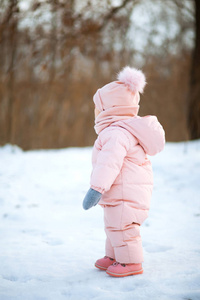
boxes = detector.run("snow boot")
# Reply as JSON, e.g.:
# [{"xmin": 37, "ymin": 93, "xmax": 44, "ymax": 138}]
[
  {"xmin": 95, "ymin": 256, "xmax": 116, "ymax": 271},
  {"xmin": 106, "ymin": 262, "xmax": 143, "ymax": 277}
]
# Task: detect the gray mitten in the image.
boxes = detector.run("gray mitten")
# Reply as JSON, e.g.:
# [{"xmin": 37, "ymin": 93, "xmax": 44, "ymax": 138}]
[{"xmin": 82, "ymin": 188, "xmax": 102, "ymax": 210}]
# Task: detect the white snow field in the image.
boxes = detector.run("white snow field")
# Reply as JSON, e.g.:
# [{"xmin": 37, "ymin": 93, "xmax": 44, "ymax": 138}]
[{"xmin": 0, "ymin": 141, "xmax": 200, "ymax": 300}]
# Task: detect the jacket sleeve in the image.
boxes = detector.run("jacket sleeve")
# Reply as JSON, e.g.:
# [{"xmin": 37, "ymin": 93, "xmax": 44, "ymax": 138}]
[{"xmin": 90, "ymin": 130, "xmax": 129, "ymax": 194}]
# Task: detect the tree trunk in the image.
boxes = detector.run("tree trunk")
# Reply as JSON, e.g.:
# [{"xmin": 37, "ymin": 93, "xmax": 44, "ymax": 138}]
[
  {"xmin": 187, "ymin": 0, "xmax": 200, "ymax": 139},
  {"xmin": 6, "ymin": 0, "xmax": 18, "ymax": 143}
]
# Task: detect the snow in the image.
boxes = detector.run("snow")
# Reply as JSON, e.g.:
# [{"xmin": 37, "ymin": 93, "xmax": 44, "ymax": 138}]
[{"xmin": 0, "ymin": 141, "xmax": 200, "ymax": 300}]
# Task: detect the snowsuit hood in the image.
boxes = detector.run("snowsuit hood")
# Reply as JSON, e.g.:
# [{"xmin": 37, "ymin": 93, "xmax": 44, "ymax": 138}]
[{"xmin": 116, "ymin": 115, "xmax": 165, "ymax": 156}]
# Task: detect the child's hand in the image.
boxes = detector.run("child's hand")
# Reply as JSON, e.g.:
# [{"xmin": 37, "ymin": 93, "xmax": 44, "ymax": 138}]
[{"xmin": 82, "ymin": 188, "xmax": 102, "ymax": 210}]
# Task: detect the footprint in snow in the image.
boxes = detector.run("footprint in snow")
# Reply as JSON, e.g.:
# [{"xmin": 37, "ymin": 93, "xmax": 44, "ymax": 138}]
[
  {"xmin": 2, "ymin": 275, "xmax": 18, "ymax": 282},
  {"xmin": 43, "ymin": 237, "xmax": 64, "ymax": 246},
  {"xmin": 3, "ymin": 274, "xmax": 32, "ymax": 283}
]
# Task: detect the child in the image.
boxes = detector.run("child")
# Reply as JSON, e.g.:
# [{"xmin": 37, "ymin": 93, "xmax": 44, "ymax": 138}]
[{"xmin": 83, "ymin": 66, "xmax": 165, "ymax": 277}]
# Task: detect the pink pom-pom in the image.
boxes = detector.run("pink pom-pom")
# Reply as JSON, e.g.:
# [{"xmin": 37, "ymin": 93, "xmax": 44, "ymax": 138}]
[{"xmin": 117, "ymin": 66, "xmax": 146, "ymax": 93}]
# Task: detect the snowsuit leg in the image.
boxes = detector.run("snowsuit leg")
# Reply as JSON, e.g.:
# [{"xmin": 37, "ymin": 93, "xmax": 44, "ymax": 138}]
[
  {"xmin": 105, "ymin": 237, "xmax": 115, "ymax": 259},
  {"xmin": 104, "ymin": 202, "xmax": 144, "ymax": 264}
]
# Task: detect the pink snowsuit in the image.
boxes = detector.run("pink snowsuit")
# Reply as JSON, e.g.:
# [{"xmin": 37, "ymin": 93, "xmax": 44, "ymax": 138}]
[{"xmin": 90, "ymin": 115, "xmax": 165, "ymax": 264}]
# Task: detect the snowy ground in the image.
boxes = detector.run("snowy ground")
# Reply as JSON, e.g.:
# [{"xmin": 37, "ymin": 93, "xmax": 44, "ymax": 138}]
[{"xmin": 0, "ymin": 141, "xmax": 200, "ymax": 300}]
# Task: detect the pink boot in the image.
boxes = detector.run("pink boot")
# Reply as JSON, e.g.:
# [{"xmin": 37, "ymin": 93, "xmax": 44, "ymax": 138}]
[
  {"xmin": 106, "ymin": 262, "xmax": 143, "ymax": 277},
  {"xmin": 95, "ymin": 256, "xmax": 116, "ymax": 271}
]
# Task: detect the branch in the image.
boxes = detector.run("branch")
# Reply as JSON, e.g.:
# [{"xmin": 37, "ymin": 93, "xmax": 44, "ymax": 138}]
[
  {"xmin": 173, "ymin": 0, "xmax": 194, "ymax": 17},
  {"xmin": 98, "ymin": 0, "xmax": 138, "ymax": 31},
  {"xmin": 0, "ymin": 0, "xmax": 19, "ymax": 42}
]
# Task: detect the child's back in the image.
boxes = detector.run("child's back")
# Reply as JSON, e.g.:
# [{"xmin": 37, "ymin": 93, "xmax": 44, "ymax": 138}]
[{"xmin": 91, "ymin": 115, "xmax": 165, "ymax": 225}]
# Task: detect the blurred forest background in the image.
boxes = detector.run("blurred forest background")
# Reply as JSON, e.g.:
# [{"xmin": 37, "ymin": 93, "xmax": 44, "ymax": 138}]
[{"xmin": 0, "ymin": 0, "xmax": 199, "ymax": 150}]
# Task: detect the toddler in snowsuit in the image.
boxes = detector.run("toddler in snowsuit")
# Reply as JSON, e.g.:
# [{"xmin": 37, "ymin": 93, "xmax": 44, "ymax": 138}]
[{"xmin": 83, "ymin": 66, "xmax": 165, "ymax": 277}]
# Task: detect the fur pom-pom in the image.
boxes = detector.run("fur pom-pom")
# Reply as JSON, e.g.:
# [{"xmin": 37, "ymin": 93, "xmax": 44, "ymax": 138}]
[{"xmin": 117, "ymin": 66, "xmax": 146, "ymax": 93}]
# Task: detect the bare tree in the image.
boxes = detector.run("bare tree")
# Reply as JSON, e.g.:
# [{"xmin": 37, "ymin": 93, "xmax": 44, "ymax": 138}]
[
  {"xmin": 187, "ymin": 0, "xmax": 200, "ymax": 139},
  {"xmin": 0, "ymin": 0, "xmax": 197, "ymax": 149},
  {"xmin": 0, "ymin": 0, "xmax": 19, "ymax": 143}
]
